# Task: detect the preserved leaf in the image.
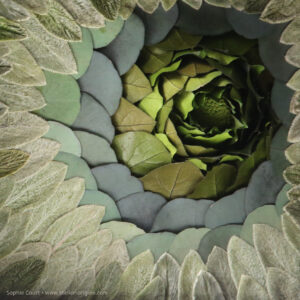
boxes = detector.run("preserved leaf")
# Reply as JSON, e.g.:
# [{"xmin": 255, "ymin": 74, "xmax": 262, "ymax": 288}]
[
  {"xmin": 91, "ymin": 0, "xmax": 121, "ymax": 20},
  {"xmin": 0, "ymin": 16, "xmax": 27, "ymax": 41}
]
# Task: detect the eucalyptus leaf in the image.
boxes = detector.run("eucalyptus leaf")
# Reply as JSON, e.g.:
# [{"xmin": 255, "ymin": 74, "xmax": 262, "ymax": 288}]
[{"xmin": 91, "ymin": 0, "xmax": 121, "ymax": 20}]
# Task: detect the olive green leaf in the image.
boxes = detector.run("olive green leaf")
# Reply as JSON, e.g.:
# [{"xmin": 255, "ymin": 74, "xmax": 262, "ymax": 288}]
[
  {"xmin": 178, "ymin": 59, "xmax": 215, "ymax": 77},
  {"xmin": 204, "ymin": 49, "xmax": 238, "ymax": 65},
  {"xmin": 57, "ymin": 0, "xmax": 105, "ymax": 28},
  {"xmin": 0, "ymin": 112, "xmax": 49, "ymax": 149},
  {"xmin": 18, "ymin": 242, "xmax": 52, "ymax": 263},
  {"xmin": 0, "ymin": 16, "xmax": 27, "ymax": 41},
  {"xmin": 137, "ymin": 0, "xmax": 160, "ymax": 14},
  {"xmin": 141, "ymin": 162, "xmax": 203, "ymax": 199},
  {"xmin": 42, "ymin": 205, "xmax": 105, "ymax": 252},
  {"xmin": 287, "ymin": 70, "xmax": 300, "ymax": 91},
  {"xmin": 122, "ymin": 64, "xmax": 152, "ymax": 103},
  {"xmin": 189, "ymin": 158, "xmax": 207, "ymax": 171},
  {"xmin": 266, "ymin": 267, "xmax": 300, "ymax": 300},
  {"xmin": 113, "ymin": 131, "xmax": 172, "ymax": 176},
  {"xmin": 283, "ymin": 164, "xmax": 300, "ymax": 185},
  {"xmin": 282, "ymin": 213, "xmax": 300, "ymax": 254},
  {"xmin": 182, "ymin": 0, "xmax": 203, "ymax": 10},
  {"xmin": 156, "ymin": 28, "xmax": 202, "ymax": 51},
  {"xmin": 33, "ymin": 246, "xmax": 79, "ymax": 292},
  {"xmin": 0, "ymin": 176, "xmax": 14, "ymax": 207},
  {"xmin": 155, "ymin": 133, "xmax": 177, "ymax": 158},
  {"xmin": 193, "ymin": 271, "xmax": 225, "ymax": 300},
  {"xmin": 186, "ymin": 71, "xmax": 222, "ymax": 91},
  {"xmin": 119, "ymin": 0, "xmax": 137, "ymax": 19},
  {"xmin": 139, "ymin": 85, "xmax": 164, "ymax": 119},
  {"xmin": 0, "ymin": 257, "xmax": 45, "ymax": 293},
  {"xmin": 139, "ymin": 46, "xmax": 174, "ymax": 74},
  {"xmin": 227, "ymin": 236, "xmax": 265, "ymax": 287},
  {"xmin": 237, "ymin": 275, "xmax": 269, "ymax": 300},
  {"xmin": 20, "ymin": 16, "xmax": 77, "ymax": 75},
  {"xmin": 288, "ymin": 114, "xmax": 300, "ymax": 143},
  {"xmin": 178, "ymin": 250, "xmax": 206, "ymax": 300},
  {"xmin": 161, "ymin": 0, "xmax": 177, "ymax": 11},
  {"xmin": 1, "ymin": 42, "xmax": 46, "ymax": 86},
  {"xmin": 5, "ymin": 161, "xmax": 66, "ymax": 212},
  {"xmin": 136, "ymin": 276, "xmax": 165, "ymax": 300},
  {"xmin": 34, "ymin": 0, "xmax": 82, "ymax": 42},
  {"xmin": 13, "ymin": 0, "xmax": 48, "ymax": 14},
  {"xmin": 151, "ymin": 253, "xmax": 180, "ymax": 300},
  {"xmin": 157, "ymin": 99, "xmax": 174, "ymax": 132},
  {"xmin": 253, "ymin": 224, "xmax": 300, "ymax": 278},
  {"xmin": 25, "ymin": 178, "xmax": 85, "ymax": 243},
  {"xmin": 260, "ymin": 0, "xmax": 296, "ymax": 23},
  {"xmin": 161, "ymin": 73, "xmax": 188, "ymax": 100},
  {"xmin": 290, "ymin": 91, "xmax": 300, "ymax": 114},
  {"xmin": 244, "ymin": 0, "xmax": 270, "ymax": 13},
  {"xmin": 113, "ymin": 98, "xmax": 156, "ymax": 133},
  {"xmin": 68, "ymin": 267, "xmax": 96, "ymax": 294},
  {"xmin": 0, "ymin": 0, "xmax": 30, "ymax": 21},
  {"xmin": 0, "ymin": 83, "xmax": 45, "ymax": 112},
  {"xmin": 205, "ymin": 0, "xmax": 231, "ymax": 8},
  {"xmin": 0, "ymin": 149, "xmax": 29, "ymax": 178},
  {"xmin": 113, "ymin": 250, "xmax": 154, "ymax": 299},
  {"xmin": 91, "ymin": 0, "xmax": 121, "ymax": 20},
  {"xmin": 188, "ymin": 164, "xmax": 237, "ymax": 199},
  {"xmin": 206, "ymin": 247, "xmax": 237, "ymax": 300},
  {"xmin": 281, "ymin": 17, "xmax": 300, "ymax": 45},
  {"xmin": 286, "ymin": 44, "xmax": 300, "ymax": 68}
]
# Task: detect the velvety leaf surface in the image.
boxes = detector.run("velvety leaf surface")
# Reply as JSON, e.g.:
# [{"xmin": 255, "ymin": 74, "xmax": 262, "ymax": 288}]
[
  {"xmin": 284, "ymin": 164, "xmax": 300, "ymax": 185},
  {"xmin": 101, "ymin": 14, "xmax": 145, "ymax": 75},
  {"xmin": 0, "ymin": 16, "xmax": 27, "ymax": 41},
  {"xmin": 287, "ymin": 69, "xmax": 300, "ymax": 91},
  {"xmin": 119, "ymin": 0, "xmax": 137, "ymax": 19},
  {"xmin": 237, "ymin": 275, "xmax": 269, "ymax": 300},
  {"xmin": 282, "ymin": 213, "xmax": 300, "ymax": 254},
  {"xmin": 117, "ymin": 191, "xmax": 166, "ymax": 231},
  {"xmin": 0, "ymin": 0, "xmax": 29, "ymax": 21},
  {"xmin": 91, "ymin": 0, "xmax": 121, "ymax": 21},
  {"xmin": 151, "ymin": 198, "xmax": 213, "ymax": 232},
  {"xmin": 288, "ymin": 114, "xmax": 300, "ymax": 143},
  {"xmin": 13, "ymin": 0, "xmax": 48, "ymax": 14},
  {"xmin": 275, "ymin": 184, "xmax": 291, "ymax": 215},
  {"xmin": 137, "ymin": 0, "xmax": 160, "ymax": 14},
  {"xmin": 92, "ymin": 163, "xmax": 143, "ymax": 201},
  {"xmin": 286, "ymin": 44, "xmax": 300, "ymax": 68},
  {"xmin": 0, "ymin": 176, "xmax": 14, "ymax": 207},
  {"xmin": 78, "ymin": 51, "xmax": 122, "ymax": 116},
  {"xmin": 135, "ymin": 276, "xmax": 165, "ymax": 300},
  {"xmin": 286, "ymin": 143, "xmax": 300, "ymax": 165}
]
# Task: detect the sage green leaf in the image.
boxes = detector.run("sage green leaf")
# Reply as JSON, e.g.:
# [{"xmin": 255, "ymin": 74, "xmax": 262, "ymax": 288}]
[
  {"xmin": 89, "ymin": 17, "xmax": 124, "ymax": 48},
  {"xmin": 0, "ymin": 149, "xmax": 29, "ymax": 178},
  {"xmin": 95, "ymin": 239, "xmax": 129, "ymax": 273},
  {"xmin": 237, "ymin": 275, "xmax": 269, "ymax": 300},
  {"xmin": 284, "ymin": 164, "xmax": 300, "ymax": 185},
  {"xmin": 113, "ymin": 250, "xmax": 154, "ymax": 299},
  {"xmin": 290, "ymin": 91, "xmax": 300, "ymax": 115},
  {"xmin": 42, "ymin": 205, "xmax": 105, "ymax": 252},
  {"xmin": 25, "ymin": 178, "xmax": 85, "ymax": 243},
  {"xmin": 261, "ymin": 0, "xmax": 296, "ymax": 23},
  {"xmin": 189, "ymin": 164, "xmax": 236, "ymax": 199},
  {"xmin": 178, "ymin": 250, "xmax": 206, "ymax": 300},
  {"xmin": 165, "ymin": 119, "xmax": 188, "ymax": 156},
  {"xmin": 267, "ymin": 267, "xmax": 300, "ymax": 300},
  {"xmin": 155, "ymin": 133, "xmax": 177, "ymax": 157},
  {"xmin": 91, "ymin": 0, "xmax": 121, "ymax": 20},
  {"xmin": 0, "ymin": 207, "xmax": 10, "ymax": 231},
  {"xmin": 122, "ymin": 65, "xmax": 152, "ymax": 103},
  {"xmin": 244, "ymin": 0, "xmax": 270, "ymax": 13},
  {"xmin": 151, "ymin": 253, "xmax": 180, "ymax": 300},
  {"xmin": 0, "ymin": 252, "xmax": 27, "ymax": 273},
  {"xmin": 282, "ymin": 213, "xmax": 300, "ymax": 254},
  {"xmin": 287, "ymin": 70, "xmax": 300, "ymax": 91},
  {"xmin": 68, "ymin": 267, "xmax": 95, "ymax": 294},
  {"xmin": 18, "ymin": 242, "xmax": 52, "ymax": 263},
  {"xmin": 0, "ymin": 256, "xmax": 45, "ymax": 292},
  {"xmin": 135, "ymin": 276, "xmax": 165, "ymax": 300},
  {"xmin": 139, "ymin": 85, "xmax": 164, "ymax": 119},
  {"xmin": 287, "ymin": 185, "xmax": 300, "ymax": 203},
  {"xmin": 275, "ymin": 184, "xmax": 291, "ymax": 214},
  {"xmin": 281, "ymin": 17, "xmax": 300, "ymax": 45},
  {"xmin": 76, "ymin": 230, "xmax": 112, "ymax": 269},
  {"xmin": 1, "ymin": 41, "xmax": 46, "ymax": 86},
  {"xmin": 141, "ymin": 162, "xmax": 203, "ymax": 199},
  {"xmin": 0, "ymin": 16, "xmax": 27, "ymax": 41},
  {"xmin": 205, "ymin": 0, "xmax": 231, "ymax": 7},
  {"xmin": 36, "ymin": 71, "xmax": 80, "ymax": 126},
  {"xmin": 0, "ymin": 112, "xmax": 49, "ymax": 149},
  {"xmin": 156, "ymin": 28, "xmax": 202, "ymax": 51},
  {"xmin": 137, "ymin": 0, "xmax": 160, "ymax": 13},
  {"xmin": 33, "ymin": 246, "xmax": 78, "ymax": 292},
  {"xmin": 138, "ymin": 46, "xmax": 173, "ymax": 74},
  {"xmin": 157, "ymin": 99, "xmax": 174, "ymax": 132},
  {"xmin": 206, "ymin": 247, "xmax": 237, "ymax": 300},
  {"xmin": 14, "ymin": 138, "xmax": 60, "ymax": 181},
  {"xmin": 253, "ymin": 224, "xmax": 300, "ymax": 278},
  {"xmin": 0, "ymin": 176, "xmax": 14, "ymax": 207},
  {"xmin": 120, "ymin": 0, "xmax": 137, "ymax": 19},
  {"xmin": 228, "ymin": 236, "xmax": 265, "ymax": 287},
  {"xmin": 161, "ymin": 0, "xmax": 177, "ymax": 10},
  {"xmin": 288, "ymin": 114, "xmax": 300, "ymax": 143},
  {"xmin": 0, "ymin": 0, "xmax": 29, "ymax": 21},
  {"xmin": 13, "ymin": 0, "xmax": 48, "ymax": 14},
  {"xmin": 0, "ymin": 209, "xmax": 30, "ymax": 259},
  {"xmin": 113, "ymin": 131, "xmax": 172, "ymax": 176},
  {"xmin": 0, "ymin": 102, "xmax": 7, "ymax": 117},
  {"xmin": 57, "ymin": 0, "xmax": 105, "ymax": 28},
  {"xmin": 186, "ymin": 71, "xmax": 222, "ymax": 91},
  {"xmin": 20, "ymin": 16, "xmax": 77, "ymax": 75},
  {"xmin": 182, "ymin": 0, "xmax": 203, "ymax": 10},
  {"xmin": 5, "ymin": 161, "xmax": 66, "ymax": 212},
  {"xmin": 175, "ymin": 91, "xmax": 195, "ymax": 119},
  {"xmin": 193, "ymin": 271, "xmax": 225, "ymax": 300},
  {"xmin": 0, "ymin": 84, "xmax": 45, "ymax": 112},
  {"xmin": 286, "ymin": 44, "xmax": 300, "ymax": 68},
  {"xmin": 34, "ymin": 0, "xmax": 82, "ymax": 42}
]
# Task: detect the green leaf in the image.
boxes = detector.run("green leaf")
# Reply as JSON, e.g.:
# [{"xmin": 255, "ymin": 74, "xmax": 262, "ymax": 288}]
[
  {"xmin": 119, "ymin": 0, "xmax": 137, "ymax": 19},
  {"xmin": 189, "ymin": 158, "xmax": 207, "ymax": 171},
  {"xmin": 138, "ymin": 46, "xmax": 174, "ymax": 74},
  {"xmin": 137, "ymin": 0, "xmax": 160, "ymax": 13},
  {"xmin": 281, "ymin": 17, "xmax": 300, "ymax": 45},
  {"xmin": 141, "ymin": 162, "xmax": 203, "ymax": 199},
  {"xmin": 13, "ymin": 0, "xmax": 48, "ymax": 14},
  {"xmin": 204, "ymin": 49, "xmax": 238, "ymax": 65},
  {"xmin": 237, "ymin": 275, "xmax": 269, "ymax": 300},
  {"xmin": 288, "ymin": 114, "xmax": 300, "ymax": 143},
  {"xmin": 261, "ymin": 0, "xmax": 296, "ymax": 23},
  {"xmin": 122, "ymin": 64, "xmax": 152, "ymax": 103},
  {"xmin": 185, "ymin": 71, "xmax": 222, "ymax": 91},
  {"xmin": 183, "ymin": 130, "xmax": 233, "ymax": 146},
  {"xmin": 287, "ymin": 70, "xmax": 300, "ymax": 91},
  {"xmin": 0, "ymin": 176, "xmax": 14, "ymax": 207},
  {"xmin": 0, "ymin": 112, "xmax": 49, "ymax": 150},
  {"xmin": 155, "ymin": 133, "xmax": 177, "ymax": 158},
  {"xmin": 282, "ymin": 213, "xmax": 300, "ymax": 254},
  {"xmin": 283, "ymin": 164, "xmax": 300, "ymax": 185},
  {"xmin": 244, "ymin": 0, "xmax": 270, "ymax": 13},
  {"xmin": 113, "ymin": 131, "xmax": 172, "ymax": 176},
  {"xmin": 0, "ymin": 149, "xmax": 29, "ymax": 178},
  {"xmin": 162, "ymin": 73, "xmax": 188, "ymax": 100},
  {"xmin": 178, "ymin": 59, "xmax": 215, "ymax": 77},
  {"xmin": 0, "ymin": 0, "xmax": 29, "ymax": 21},
  {"xmin": 189, "ymin": 164, "xmax": 237, "ymax": 199},
  {"xmin": 139, "ymin": 85, "xmax": 164, "ymax": 119},
  {"xmin": 161, "ymin": 0, "xmax": 177, "ymax": 10},
  {"xmin": 151, "ymin": 253, "xmax": 180, "ymax": 300},
  {"xmin": 156, "ymin": 28, "xmax": 202, "ymax": 51},
  {"xmin": 182, "ymin": 0, "xmax": 203, "ymax": 10},
  {"xmin": 35, "ymin": 0, "xmax": 82, "ymax": 42},
  {"xmin": 157, "ymin": 99, "xmax": 174, "ymax": 133},
  {"xmin": 0, "ymin": 16, "xmax": 27, "ymax": 41},
  {"xmin": 135, "ymin": 276, "xmax": 165, "ymax": 300},
  {"xmin": 205, "ymin": 0, "xmax": 231, "ymax": 7},
  {"xmin": 113, "ymin": 98, "xmax": 156, "ymax": 133},
  {"xmin": 286, "ymin": 44, "xmax": 300, "ymax": 68},
  {"xmin": 91, "ymin": 0, "xmax": 121, "ymax": 20}
]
